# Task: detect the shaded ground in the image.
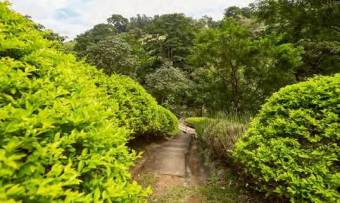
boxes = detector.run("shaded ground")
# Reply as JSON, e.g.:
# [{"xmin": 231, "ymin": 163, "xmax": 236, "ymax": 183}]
[{"xmin": 132, "ymin": 124, "xmax": 207, "ymax": 203}]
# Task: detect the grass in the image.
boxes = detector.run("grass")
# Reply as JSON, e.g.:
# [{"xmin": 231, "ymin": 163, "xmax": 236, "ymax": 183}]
[
  {"xmin": 135, "ymin": 172, "xmax": 158, "ymax": 188},
  {"xmin": 185, "ymin": 114, "xmax": 249, "ymax": 159},
  {"xmin": 135, "ymin": 172, "xmax": 201, "ymax": 203},
  {"xmin": 197, "ymin": 164, "xmax": 267, "ymax": 203},
  {"xmin": 185, "ymin": 113, "xmax": 274, "ymax": 203},
  {"xmin": 194, "ymin": 135, "xmax": 272, "ymax": 203},
  {"xmin": 150, "ymin": 186, "xmax": 194, "ymax": 203}
]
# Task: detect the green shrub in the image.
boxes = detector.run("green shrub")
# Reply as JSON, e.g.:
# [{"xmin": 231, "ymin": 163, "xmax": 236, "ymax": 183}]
[
  {"xmin": 233, "ymin": 74, "xmax": 340, "ymax": 202},
  {"xmin": 185, "ymin": 117, "xmax": 211, "ymax": 135},
  {"xmin": 185, "ymin": 117, "xmax": 210, "ymax": 127},
  {"xmin": 156, "ymin": 106, "xmax": 179, "ymax": 135},
  {"xmin": 0, "ymin": 3, "xmax": 176, "ymax": 202},
  {"xmin": 98, "ymin": 74, "xmax": 178, "ymax": 136}
]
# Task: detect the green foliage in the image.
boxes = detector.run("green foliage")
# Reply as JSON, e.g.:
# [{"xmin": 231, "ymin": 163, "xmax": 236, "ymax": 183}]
[
  {"xmin": 0, "ymin": 3, "xmax": 177, "ymax": 202},
  {"xmin": 185, "ymin": 117, "xmax": 211, "ymax": 135},
  {"xmin": 70, "ymin": 2, "xmax": 338, "ymax": 115},
  {"xmin": 145, "ymin": 62, "xmax": 192, "ymax": 111},
  {"xmin": 107, "ymin": 14, "xmax": 129, "ymax": 33},
  {"xmin": 73, "ymin": 21, "xmax": 149, "ymax": 78},
  {"xmin": 85, "ymin": 35, "xmax": 139, "ymax": 76},
  {"xmin": 255, "ymin": 0, "xmax": 340, "ymax": 78},
  {"xmin": 202, "ymin": 121, "xmax": 246, "ymax": 157},
  {"xmin": 73, "ymin": 23, "xmax": 117, "ymax": 58},
  {"xmin": 185, "ymin": 117, "xmax": 210, "ymax": 126},
  {"xmin": 144, "ymin": 13, "xmax": 197, "ymax": 69},
  {"xmin": 98, "ymin": 74, "xmax": 179, "ymax": 136},
  {"xmin": 224, "ymin": 6, "xmax": 252, "ymax": 18},
  {"xmin": 198, "ymin": 168, "xmax": 266, "ymax": 203},
  {"xmin": 190, "ymin": 18, "xmax": 303, "ymax": 113},
  {"xmin": 233, "ymin": 74, "xmax": 340, "ymax": 202},
  {"xmin": 186, "ymin": 117, "xmax": 246, "ymax": 159}
]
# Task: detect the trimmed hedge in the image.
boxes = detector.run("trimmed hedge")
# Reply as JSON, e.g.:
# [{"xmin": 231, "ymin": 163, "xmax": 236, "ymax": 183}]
[
  {"xmin": 185, "ymin": 117, "xmax": 212, "ymax": 135},
  {"xmin": 0, "ymin": 2, "xmax": 177, "ymax": 202},
  {"xmin": 233, "ymin": 74, "xmax": 340, "ymax": 202},
  {"xmin": 99, "ymin": 74, "xmax": 178, "ymax": 136}
]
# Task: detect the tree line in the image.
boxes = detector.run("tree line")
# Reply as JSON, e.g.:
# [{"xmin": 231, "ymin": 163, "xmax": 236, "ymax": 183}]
[{"xmin": 67, "ymin": 0, "xmax": 340, "ymax": 115}]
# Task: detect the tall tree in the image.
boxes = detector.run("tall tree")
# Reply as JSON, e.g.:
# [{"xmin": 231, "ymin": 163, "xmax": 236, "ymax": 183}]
[
  {"xmin": 190, "ymin": 18, "xmax": 303, "ymax": 112},
  {"xmin": 224, "ymin": 6, "xmax": 252, "ymax": 18},
  {"xmin": 107, "ymin": 14, "xmax": 129, "ymax": 33},
  {"xmin": 74, "ymin": 24, "xmax": 117, "ymax": 57},
  {"xmin": 85, "ymin": 35, "xmax": 138, "ymax": 76},
  {"xmin": 255, "ymin": 0, "xmax": 340, "ymax": 79},
  {"xmin": 145, "ymin": 14, "xmax": 197, "ymax": 70},
  {"xmin": 145, "ymin": 61, "xmax": 192, "ymax": 110},
  {"xmin": 129, "ymin": 14, "xmax": 152, "ymax": 30}
]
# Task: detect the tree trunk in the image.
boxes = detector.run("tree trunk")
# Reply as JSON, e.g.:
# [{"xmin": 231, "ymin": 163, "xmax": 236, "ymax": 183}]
[{"xmin": 230, "ymin": 64, "xmax": 240, "ymax": 112}]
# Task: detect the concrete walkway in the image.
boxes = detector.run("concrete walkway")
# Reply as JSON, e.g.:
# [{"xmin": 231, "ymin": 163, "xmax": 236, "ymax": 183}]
[
  {"xmin": 142, "ymin": 123, "xmax": 197, "ymax": 177},
  {"xmin": 132, "ymin": 123, "xmax": 207, "ymax": 202},
  {"xmin": 135, "ymin": 123, "xmax": 207, "ymax": 202},
  {"xmin": 145, "ymin": 132, "xmax": 191, "ymax": 177}
]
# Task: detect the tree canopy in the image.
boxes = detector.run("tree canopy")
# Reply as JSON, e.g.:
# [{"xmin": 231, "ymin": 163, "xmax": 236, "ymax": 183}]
[{"xmin": 71, "ymin": 1, "xmax": 339, "ymax": 115}]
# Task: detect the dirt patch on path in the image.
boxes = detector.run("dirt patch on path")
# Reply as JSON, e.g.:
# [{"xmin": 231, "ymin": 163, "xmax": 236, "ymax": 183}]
[{"xmin": 132, "ymin": 124, "xmax": 207, "ymax": 203}]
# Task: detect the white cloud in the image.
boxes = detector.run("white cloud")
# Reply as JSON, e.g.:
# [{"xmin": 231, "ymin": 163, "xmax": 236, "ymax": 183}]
[{"xmin": 9, "ymin": 0, "xmax": 254, "ymax": 39}]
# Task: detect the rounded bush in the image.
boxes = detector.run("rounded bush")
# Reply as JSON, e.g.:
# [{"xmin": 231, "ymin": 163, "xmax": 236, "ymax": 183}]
[
  {"xmin": 155, "ymin": 106, "xmax": 179, "ymax": 134},
  {"xmin": 185, "ymin": 117, "xmax": 212, "ymax": 135},
  {"xmin": 99, "ymin": 74, "xmax": 178, "ymax": 136},
  {"xmin": 233, "ymin": 74, "xmax": 340, "ymax": 202},
  {"xmin": 0, "ymin": 3, "xmax": 176, "ymax": 202}
]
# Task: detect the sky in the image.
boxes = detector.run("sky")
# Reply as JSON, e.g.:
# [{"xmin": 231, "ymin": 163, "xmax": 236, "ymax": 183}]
[{"xmin": 9, "ymin": 0, "xmax": 254, "ymax": 39}]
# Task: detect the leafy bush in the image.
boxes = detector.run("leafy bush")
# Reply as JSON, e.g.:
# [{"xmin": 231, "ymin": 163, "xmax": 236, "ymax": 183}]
[
  {"xmin": 185, "ymin": 117, "xmax": 212, "ymax": 135},
  {"xmin": 155, "ymin": 106, "xmax": 179, "ymax": 135},
  {"xmin": 233, "ymin": 74, "xmax": 340, "ymax": 202},
  {"xmin": 0, "ymin": 3, "xmax": 177, "ymax": 202},
  {"xmin": 185, "ymin": 117, "xmax": 210, "ymax": 127},
  {"xmin": 99, "ymin": 74, "xmax": 178, "ymax": 136}
]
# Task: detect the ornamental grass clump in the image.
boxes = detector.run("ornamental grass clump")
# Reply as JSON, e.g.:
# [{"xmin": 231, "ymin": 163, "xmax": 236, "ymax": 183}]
[
  {"xmin": 186, "ymin": 117, "xmax": 246, "ymax": 159},
  {"xmin": 233, "ymin": 74, "xmax": 340, "ymax": 202},
  {"xmin": 203, "ymin": 121, "xmax": 246, "ymax": 157}
]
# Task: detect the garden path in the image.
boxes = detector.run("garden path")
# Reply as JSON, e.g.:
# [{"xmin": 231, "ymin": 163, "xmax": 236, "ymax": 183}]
[{"xmin": 134, "ymin": 123, "xmax": 207, "ymax": 202}]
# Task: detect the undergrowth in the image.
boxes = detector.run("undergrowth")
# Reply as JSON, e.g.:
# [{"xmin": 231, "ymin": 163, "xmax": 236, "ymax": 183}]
[
  {"xmin": 186, "ymin": 114, "xmax": 279, "ymax": 202},
  {"xmin": 185, "ymin": 114, "xmax": 248, "ymax": 159}
]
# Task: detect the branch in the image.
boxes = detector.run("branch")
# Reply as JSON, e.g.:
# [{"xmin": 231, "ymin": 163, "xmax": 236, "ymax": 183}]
[{"xmin": 330, "ymin": 26, "xmax": 340, "ymax": 33}]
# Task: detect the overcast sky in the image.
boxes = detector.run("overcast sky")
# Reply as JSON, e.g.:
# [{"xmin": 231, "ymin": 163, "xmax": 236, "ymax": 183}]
[{"xmin": 9, "ymin": 0, "xmax": 254, "ymax": 39}]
